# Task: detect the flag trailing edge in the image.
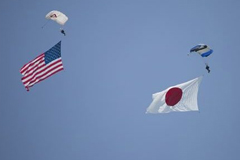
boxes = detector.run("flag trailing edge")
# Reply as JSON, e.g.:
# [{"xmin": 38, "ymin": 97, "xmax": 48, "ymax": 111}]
[
  {"xmin": 20, "ymin": 41, "xmax": 64, "ymax": 91},
  {"xmin": 146, "ymin": 76, "xmax": 203, "ymax": 114}
]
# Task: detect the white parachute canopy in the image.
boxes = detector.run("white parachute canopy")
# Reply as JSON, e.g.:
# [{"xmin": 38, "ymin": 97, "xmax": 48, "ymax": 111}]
[{"xmin": 45, "ymin": 10, "xmax": 68, "ymax": 25}]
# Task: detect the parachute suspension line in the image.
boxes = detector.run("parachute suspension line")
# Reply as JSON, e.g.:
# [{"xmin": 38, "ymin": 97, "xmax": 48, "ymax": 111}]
[
  {"xmin": 41, "ymin": 20, "xmax": 50, "ymax": 29},
  {"xmin": 190, "ymin": 53, "xmax": 210, "ymax": 73},
  {"xmin": 200, "ymin": 56, "xmax": 207, "ymax": 65},
  {"xmin": 196, "ymin": 52, "xmax": 208, "ymax": 66}
]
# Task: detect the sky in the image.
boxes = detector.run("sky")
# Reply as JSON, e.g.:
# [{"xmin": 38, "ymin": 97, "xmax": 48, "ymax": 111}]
[{"xmin": 1, "ymin": 0, "xmax": 240, "ymax": 160}]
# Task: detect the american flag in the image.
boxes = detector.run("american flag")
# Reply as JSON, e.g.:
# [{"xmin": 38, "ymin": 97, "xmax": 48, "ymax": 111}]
[{"xmin": 20, "ymin": 41, "xmax": 64, "ymax": 91}]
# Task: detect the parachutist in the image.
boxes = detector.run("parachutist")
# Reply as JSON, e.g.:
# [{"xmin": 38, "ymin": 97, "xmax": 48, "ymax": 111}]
[
  {"xmin": 45, "ymin": 11, "xmax": 68, "ymax": 34},
  {"xmin": 60, "ymin": 29, "xmax": 66, "ymax": 36},
  {"xmin": 206, "ymin": 65, "xmax": 210, "ymax": 73},
  {"xmin": 189, "ymin": 44, "xmax": 213, "ymax": 74}
]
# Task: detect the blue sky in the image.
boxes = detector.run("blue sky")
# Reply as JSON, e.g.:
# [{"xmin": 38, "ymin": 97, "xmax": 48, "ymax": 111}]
[{"xmin": 1, "ymin": 0, "xmax": 240, "ymax": 160}]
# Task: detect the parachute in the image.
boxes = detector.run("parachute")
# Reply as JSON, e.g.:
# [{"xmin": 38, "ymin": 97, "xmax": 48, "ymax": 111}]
[
  {"xmin": 45, "ymin": 10, "xmax": 68, "ymax": 25},
  {"xmin": 190, "ymin": 44, "xmax": 213, "ymax": 57},
  {"xmin": 44, "ymin": 10, "xmax": 68, "ymax": 35},
  {"xmin": 189, "ymin": 44, "xmax": 213, "ymax": 73}
]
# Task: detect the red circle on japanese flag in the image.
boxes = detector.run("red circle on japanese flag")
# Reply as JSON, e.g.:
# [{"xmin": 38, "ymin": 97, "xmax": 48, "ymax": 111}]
[{"xmin": 165, "ymin": 87, "xmax": 183, "ymax": 106}]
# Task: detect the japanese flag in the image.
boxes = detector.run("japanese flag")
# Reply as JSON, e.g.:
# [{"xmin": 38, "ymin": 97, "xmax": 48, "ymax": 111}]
[{"xmin": 146, "ymin": 77, "xmax": 202, "ymax": 113}]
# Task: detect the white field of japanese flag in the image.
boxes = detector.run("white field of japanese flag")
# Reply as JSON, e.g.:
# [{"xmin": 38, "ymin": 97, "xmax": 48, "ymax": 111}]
[{"xmin": 146, "ymin": 76, "xmax": 202, "ymax": 113}]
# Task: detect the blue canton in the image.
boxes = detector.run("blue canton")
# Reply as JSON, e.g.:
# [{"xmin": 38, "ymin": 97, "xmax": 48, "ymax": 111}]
[{"xmin": 44, "ymin": 41, "xmax": 61, "ymax": 64}]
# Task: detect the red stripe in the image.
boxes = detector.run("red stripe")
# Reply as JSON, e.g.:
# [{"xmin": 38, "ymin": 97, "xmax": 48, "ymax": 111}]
[{"xmin": 23, "ymin": 62, "xmax": 63, "ymax": 86}]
